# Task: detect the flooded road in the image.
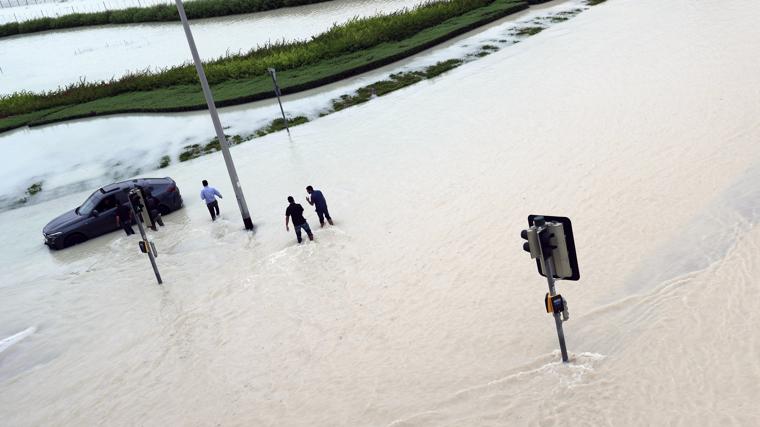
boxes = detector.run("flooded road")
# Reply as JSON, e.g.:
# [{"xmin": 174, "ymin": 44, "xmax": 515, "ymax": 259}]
[
  {"xmin": 0, "ymin": 0, "xmax": 426, "ymax": 94},
  {"xmin": 2, "ymin": 0, "xmax": 760, "ymax": 425},
  {"xmin": 0, "ymin": 0, "xmax": 585, "ymax": 210}
]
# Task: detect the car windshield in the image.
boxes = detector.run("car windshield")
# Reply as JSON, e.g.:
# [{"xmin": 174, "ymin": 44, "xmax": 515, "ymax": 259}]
[{"xmin": 78, "ymin": 191, "xmax": 100, "ymax": 215}]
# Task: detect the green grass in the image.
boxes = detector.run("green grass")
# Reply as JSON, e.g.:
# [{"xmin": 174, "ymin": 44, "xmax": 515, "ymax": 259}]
[
  {"xmin": 254, "ymin": 116, "xmax": 309, "ymax": 136},
  {"xmin": 331, "ymin": 59, "xmax": 465, "ymax": 111},
  {"xmin": 175, "ymin": 57, "xmax": 467, "ymax": 163},
  {"xmin": 0, "ymin": 0, "xmax": 331, "ymax": 39},
  {"xmin": 2, "ymin": 0, "xmax": 501, "ymax": 117},
  {"xmin": 26, "ymin": 181, "xmax": 43, "ymax": 196},
  {"xmin": 14, "ymin": 180, "xmax": 44, "ymax": 204},
  {"xmin": 178, "ymin": 133, "xmax": 233, "ymax": 162},
  {"xmin": 158, "ymin": 155, "xmax": 171, "ymax": 168},
  {"xmin": 176, "ymin": 115, "xmax": 309, "ymax": 162},
  {"xmin": 0, "ymin": 0, "xmax": 529, "ymax": 133},
  {"xmin": 422, "ymin": 58, "xmax": 465, "ymax": 78},
  {"xmin": 476, "ymin": 44, "xmax": 499, "ymax": 56},
  {"xmin": 140, "ymin": 1, "xmax": 589, "ymax": 166},
  {"xmin": 331, "ymin": 72, "xmax": 424, "ymax": 112},
  {"xmin": 514, "ymin": 26, "xmax": 544, "ymax": 36}
]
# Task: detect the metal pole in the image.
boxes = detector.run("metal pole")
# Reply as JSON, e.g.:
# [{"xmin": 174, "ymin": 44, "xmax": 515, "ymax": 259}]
[
  {"xmin": 129, "ymin": 201, "xmax": 163, "ymax": 285},
  {"xmin": 267, "ymin": 68, "xmax": 290, "ymax": 134},
  {"xmin": 174, "ymin": 0, "xmax": 254, "ymax": 230},
  {"xmin": 545, "ymin": 257, "xmax": 568, "ymax": 362}
]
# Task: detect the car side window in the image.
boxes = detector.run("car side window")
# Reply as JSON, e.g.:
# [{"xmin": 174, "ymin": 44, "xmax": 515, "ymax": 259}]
[
  {"xmin": 114, "ymin": 191, "xmax": 129, "ymax": 206},
  {"xmin": 96, "ymin": 195, "xmax": 118, "ymax": 213},
  {"xmin": 79, "ymin": 193, "xmax": 101, "ymax": 215}
]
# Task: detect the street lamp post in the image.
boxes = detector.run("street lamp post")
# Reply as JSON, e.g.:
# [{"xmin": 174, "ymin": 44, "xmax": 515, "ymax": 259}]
[{"xmin": 173, "ymin": 0, "xmax": 254, "ymax": 230}]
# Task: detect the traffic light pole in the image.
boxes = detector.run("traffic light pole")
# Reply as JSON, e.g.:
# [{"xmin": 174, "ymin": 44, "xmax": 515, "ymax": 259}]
[
  {"xmin": 544, "ymin": 257, "xmax": 568, "ymax": 362},
  {"xmin": 522, "ymin": 215, "xmax": 579, "ymax": 363},
  {"xmin": 129, "ymin": 201, "xmax": 162, "ymax": 285},
  {"xmin": 174, "ymin": 0, "xmax": 254, "ymax": 230}
]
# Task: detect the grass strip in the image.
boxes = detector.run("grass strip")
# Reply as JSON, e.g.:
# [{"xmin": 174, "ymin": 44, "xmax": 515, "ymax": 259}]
[
  {"xmin": 2, "ymin": 0, "xmax": 506, "ymax": 119},
  {"xmin": 0, "ymin": 0, "xmax": 529, "ymax": 133},
  {"xmin": 175, "ymin": 2, "xmax": 583, "ymax": 163},
  {"xmin": 178, "ymin": 58, "xmax": 465, "ymax": 162},
  {"xmin": 0, "ymin": 0, "xmax": 331, "ymax": 39},
  {"xmin": 330, "ymin": 59, "xmax": 464, "ymax": 112},
  {"xmin": 177, "ymin": 116, "xmax": 309, "ymax": 162},
  {"xmin": 179, "ymin": 58, "xmax": 466, "ymax": 163}
]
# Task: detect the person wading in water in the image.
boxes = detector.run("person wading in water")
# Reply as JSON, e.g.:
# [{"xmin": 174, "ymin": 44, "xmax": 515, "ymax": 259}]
[
  {"xmin": 200, "ymin": 180, "xmax": 223, "ymax": 221},
  {"xmin": 285, "ymin": 196, "xmax": 313, "ymax": 244},
  {"xmin": 305, "ymin": 185, "xmax": 333, "ymax": 227}
]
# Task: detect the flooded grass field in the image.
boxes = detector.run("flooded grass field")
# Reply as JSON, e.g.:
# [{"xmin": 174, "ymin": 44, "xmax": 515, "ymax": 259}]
[{"xmin": 0, "ymin": 0, "xmax": 427, "ymax": 94}]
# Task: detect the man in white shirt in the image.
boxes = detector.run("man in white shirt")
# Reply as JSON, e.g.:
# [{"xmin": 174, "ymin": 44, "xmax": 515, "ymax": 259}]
[{"xmin": 200, "ymin": 180, "xmax": 223, "ymax": 221}]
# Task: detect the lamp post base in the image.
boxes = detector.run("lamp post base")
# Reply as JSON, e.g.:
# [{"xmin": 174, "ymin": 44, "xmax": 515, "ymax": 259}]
[{"xmin": 243, "ymin": 217, "xmax": 254, "ymax": 230}]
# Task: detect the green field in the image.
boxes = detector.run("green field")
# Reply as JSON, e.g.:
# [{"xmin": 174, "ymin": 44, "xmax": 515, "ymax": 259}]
[{"xmin": 0, "ymin": 0, "xmax": 529, "ymax": 133}]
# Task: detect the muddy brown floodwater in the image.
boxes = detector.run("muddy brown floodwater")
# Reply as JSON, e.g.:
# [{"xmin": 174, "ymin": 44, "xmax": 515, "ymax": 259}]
[{"xmin": 2, "ymin": 0, "xmax": 760, "ymax": 425}]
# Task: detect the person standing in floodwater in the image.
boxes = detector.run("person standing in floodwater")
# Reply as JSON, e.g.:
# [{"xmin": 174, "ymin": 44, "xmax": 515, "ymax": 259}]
[
  {"xmin": 144, "ymin": 187, "xmax": 164, "ymax": 230},
  {"xmin": 200, "ymin": 180, "xmax": 223, "ymax": 221},
  {"xmin": 286, "ymin": 196, "xmax": 313, "ymax": 244},
  {"xmin": 115, "ymin": 201, "xmax": 135, "ymax": 236},
  {"xmin": 305, "ymin": 185, "xmax": 333, "ymax": 227}
]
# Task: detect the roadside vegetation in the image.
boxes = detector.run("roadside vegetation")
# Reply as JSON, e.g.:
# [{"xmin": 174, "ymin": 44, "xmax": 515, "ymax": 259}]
[
  {"xmin": 13, "ymin": 181, "xmax": 43, "ymax": 205},
  {"xmin": 0, "ymin": 0, "xmax": 529, "ymax": 133},
  {"xmin": 26, "ymin": 182, "xmax": 43, "ymax": 196},
  {"xmin": 158, "ymin": 155, "xmax": 171, "ymax": 168},
  {"xmin": 2, "ymin": 0, "xmax": 591, "ymax": 206},
  {"xmin": 0, "ymin": 0, "xmax": 331, "ymax": 39},
  {"xmin": 514, "ymin": 26, "xmax": 543, "ymax": 36},
  {"xmin": 177, "ymin": 4, "xmax": 586, "ymax": 163}
]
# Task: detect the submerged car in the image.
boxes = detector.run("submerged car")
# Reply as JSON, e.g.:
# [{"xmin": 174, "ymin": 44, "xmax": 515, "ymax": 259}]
[{"xmin": 43, "ymin": 177, "xmax": 183, "ymax": 249}]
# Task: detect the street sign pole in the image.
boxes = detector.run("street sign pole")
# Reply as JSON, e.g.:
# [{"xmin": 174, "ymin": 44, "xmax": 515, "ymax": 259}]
[
  {"xmin": 267, "ymin": 68, "xmax": 290, "ymax": 134},
  {"xmin": 174, "ymin": 0, "xmax": 254, "ymax": 230}
]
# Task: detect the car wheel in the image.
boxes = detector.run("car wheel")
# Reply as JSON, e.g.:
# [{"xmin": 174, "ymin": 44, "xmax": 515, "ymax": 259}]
[
  {"xmin": 158, "ymin": 204, "xmax": 171, "ymax": 215},
  {"xmin": 64, "ymin": 233, "xmax": 88, "ymax": 248}
]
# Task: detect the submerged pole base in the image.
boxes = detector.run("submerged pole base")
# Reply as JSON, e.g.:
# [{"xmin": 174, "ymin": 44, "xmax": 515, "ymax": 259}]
[
  {"xmin": 554, "ymin": 312, "xmax": 569, "ymax": 363},
  {"xmin": 243, "ymin": 217, "xmax": 254, "ymax": 230}
]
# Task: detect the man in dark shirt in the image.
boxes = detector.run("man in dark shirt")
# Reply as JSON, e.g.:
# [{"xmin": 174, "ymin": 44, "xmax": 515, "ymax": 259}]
[
  {"xmin": 285, "ymin": 196, "xmax": 313, "ymax": 244},
  {"xmin": 115, "ymin": 203, "xmax": 135, "ymax": 236},
  {"xmin": 305, "ymin": 185, "xmax": 333, "ymax": 227},
  {"xmin": 144, "ymin": 187, "xmax": 164, "ymax": 230}
]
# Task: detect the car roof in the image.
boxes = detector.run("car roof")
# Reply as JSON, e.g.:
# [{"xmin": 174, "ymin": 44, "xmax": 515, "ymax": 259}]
[{"xmin": 99, "ymin": 177, "xmax": 171, "ymax": 195}]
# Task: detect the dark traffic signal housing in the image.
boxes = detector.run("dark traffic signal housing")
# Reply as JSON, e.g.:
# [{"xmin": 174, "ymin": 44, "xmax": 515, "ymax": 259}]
[{"xmin": 521, "ymin": 215, "xmax": 580, "ymax": 281}]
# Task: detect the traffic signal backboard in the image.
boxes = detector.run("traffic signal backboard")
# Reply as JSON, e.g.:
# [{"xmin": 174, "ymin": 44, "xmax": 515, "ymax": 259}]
[{"xmin": 525, "ymin": 215, "xmax": 580, "ymax": 281}]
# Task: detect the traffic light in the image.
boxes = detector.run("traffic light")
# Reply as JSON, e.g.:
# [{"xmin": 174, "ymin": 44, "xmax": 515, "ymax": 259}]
[
  {"xmin": 520, "ymin": 228, "xmax": 541, "ymax": 259},
  {"xmin": 129, "ymin": 187, "xmax": 155, "ymax": 230},
  {"xmin": 520, "ymin": 215, "xmax": 580, "ymax": 281},
  {"xmin": 521, "ymin": 215, "xmax": 579, "ymax": 363},
  {"xmin": 544, "ymin": 221, "xmax": 572, "ymax": 279}
]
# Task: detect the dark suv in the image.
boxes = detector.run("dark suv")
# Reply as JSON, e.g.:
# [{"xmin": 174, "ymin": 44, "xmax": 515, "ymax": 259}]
[{"xmin": 43, "ymin": 177, "xmax": 183, "ymax": 249}]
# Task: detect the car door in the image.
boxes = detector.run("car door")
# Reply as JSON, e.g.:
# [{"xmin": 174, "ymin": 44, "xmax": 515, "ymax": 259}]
[{"xmin": 83, "ymin": 195, "xmax": 119, "ymax": 238}]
